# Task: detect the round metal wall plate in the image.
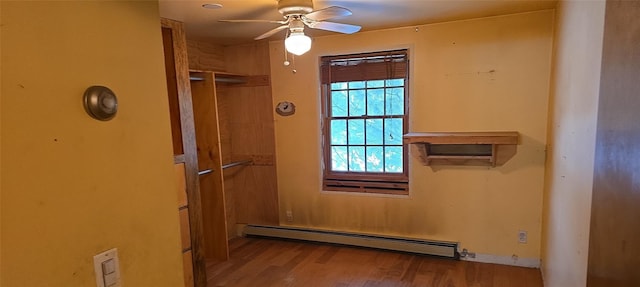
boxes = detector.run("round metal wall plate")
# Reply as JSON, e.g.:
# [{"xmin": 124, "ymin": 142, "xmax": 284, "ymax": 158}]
[
  {"xmin": 83, "ymin": 86, "xmax": 118, "ymax": 121},
  {"xmin": 275, "ymin": 101, "xmax": 296, "ymax": 116}
]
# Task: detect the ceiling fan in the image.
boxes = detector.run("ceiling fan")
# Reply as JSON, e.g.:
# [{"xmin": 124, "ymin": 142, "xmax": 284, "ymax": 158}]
[{"xmin": 219, "ymin": 0, "xmax": 362, "ymax": 55}]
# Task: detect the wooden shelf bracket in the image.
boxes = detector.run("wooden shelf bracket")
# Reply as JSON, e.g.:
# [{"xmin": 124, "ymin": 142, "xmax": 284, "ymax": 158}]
[{"xmin": 402, "ymin": 132, "xmax": 519, "ymax": 167}]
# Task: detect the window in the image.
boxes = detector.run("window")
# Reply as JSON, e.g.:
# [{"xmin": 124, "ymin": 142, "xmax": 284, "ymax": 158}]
[{"xmin": 320, "ymin": 50, "xmax": 409, "ymax": 195}]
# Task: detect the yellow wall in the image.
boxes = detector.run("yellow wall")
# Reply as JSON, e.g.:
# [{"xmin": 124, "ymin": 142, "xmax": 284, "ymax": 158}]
[
  {"xmin": 1, "ymin": 1, "xmax": 184, "ymax": 286},
  {"xmin": 541, "ymin": 1, "xmax": 605, "ymax": 286},
  {"xmin": 270, "ymin": 10, "xmax": 553, "ymax": 261}
]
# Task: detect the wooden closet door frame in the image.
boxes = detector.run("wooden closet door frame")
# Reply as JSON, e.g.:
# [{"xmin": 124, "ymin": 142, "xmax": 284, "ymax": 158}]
[{"xmin": 161, "ymin": 18, "xmax": 207, "ymax": 287}]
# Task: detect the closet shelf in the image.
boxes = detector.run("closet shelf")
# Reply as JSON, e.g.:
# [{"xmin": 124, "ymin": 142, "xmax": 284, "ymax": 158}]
[
  {"xmin": 189, "ymin": 70, "xmax": 270, "ymax": 87},
  {"xmin": 403, "ymin": 132, "xmax": 519, "ymax": 167},
  {"xmin": 189, "ymin": 70, "xmax": 247, "ymax": 84}
]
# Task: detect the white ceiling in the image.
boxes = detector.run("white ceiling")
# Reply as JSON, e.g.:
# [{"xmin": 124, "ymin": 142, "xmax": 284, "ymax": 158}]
[{"xmin": 158, "ymin": 0, "xmax": 557, "ymax": 45}]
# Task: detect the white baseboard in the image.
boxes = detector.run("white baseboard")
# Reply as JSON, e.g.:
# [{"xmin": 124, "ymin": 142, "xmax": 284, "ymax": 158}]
[
  {"xmin": 243, "ymin": 225, "xmax": 458, "ymax": 258},
  {"xmin": 461, "ymin": 253, "xmax": 540, "ymax": 268}
]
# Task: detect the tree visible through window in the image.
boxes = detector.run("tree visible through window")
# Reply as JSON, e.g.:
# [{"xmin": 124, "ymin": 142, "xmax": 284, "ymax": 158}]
[{"xmin": 321, "ymin": 50, "xmax": 409, "ymax": 195}]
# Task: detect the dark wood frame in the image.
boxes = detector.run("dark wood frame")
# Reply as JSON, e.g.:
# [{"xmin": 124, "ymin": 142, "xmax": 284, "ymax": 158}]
[
  {"xmin": 320, "ymin": 50, "xmax": 410, "ymax": 195},
  {"xmin": 588, "ymin": 0, "xmax": 640, "ymax": 285},
  {"xmin": 161, "ymin": 18, "xmax": 206, "ymax": 287}
]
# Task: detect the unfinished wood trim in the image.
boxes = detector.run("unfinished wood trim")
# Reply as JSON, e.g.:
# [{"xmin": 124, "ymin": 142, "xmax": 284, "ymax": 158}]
[
  {"xmin": 174, "ymin": 154, "xmax": 186, "ymax": 164},
  {"xmin": 179, "ymin": 208, "xmax": 191, "ymax": 251},
  {"xmin": 162, "ymin": 27, "xmax": 185, "ymax": 156},
  {"xmin": 190, "ymin": 71, "xmax": 230, "ymax": 261},
  {"xmin": 161, "ymin": 18, "xmax": 206, "ymax": 287},
  {"xmin": 403, "ymin": 132, "xmax": 519, "ymax": 167},
  {"xmin": 403, "ymin": 132, "xmax": 519, "ymax": 145},
  {"xmin": 494, "ymin": 144, "xmax": 517, "ymax": 166},
  {"xmin": 175, "ymin": 163, "xmax": 188, "ymax": 208},
  {"xmin": 182, "ymin": 250, "xmax": 194, "ymax": 287}
]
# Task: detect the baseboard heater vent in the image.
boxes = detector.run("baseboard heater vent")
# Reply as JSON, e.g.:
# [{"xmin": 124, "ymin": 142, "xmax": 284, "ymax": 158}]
[{"xmin": 243, "ymin": 225, "xmax": 459, "ymax": 259}]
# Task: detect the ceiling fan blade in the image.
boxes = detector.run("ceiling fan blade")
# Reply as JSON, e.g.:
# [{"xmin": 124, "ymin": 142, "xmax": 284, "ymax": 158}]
[
  {"xmin": 219, "ymin": 19, "xmax": 287, "ymax": 24},
  {"xmin": 304, "ymin": 6, "xmax": 352, "ymax": 21},
  {"xmin": 308, "ymin": 21, "xmax": 361, "ymax": 34},
  {"xmin": 255, "ymin": 25, "xmax": 289, "ymax": 40}
]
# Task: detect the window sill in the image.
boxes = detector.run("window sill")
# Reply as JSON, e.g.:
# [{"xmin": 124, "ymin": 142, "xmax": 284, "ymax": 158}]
[
  {"xmin": 323, "ymin": 178, "xmax": 408, "ymax": 195},
  {"xmin": 321, "ymin": 189, "xmax": 411, "ymax": 199}
]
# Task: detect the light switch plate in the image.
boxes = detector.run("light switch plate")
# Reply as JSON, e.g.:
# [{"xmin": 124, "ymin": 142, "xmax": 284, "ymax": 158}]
[{"xmin": 93, "ymin": 248, "xmax": 121, "ymax": 287}]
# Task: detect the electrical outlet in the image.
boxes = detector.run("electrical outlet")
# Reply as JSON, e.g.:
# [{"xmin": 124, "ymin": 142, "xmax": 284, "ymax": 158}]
[
  {"xmin": 285, "ymin": 210, "xmax": 293, "ymax": 222},
  {"xmin": 518, "ymin": 230, "xmax": 528, "ymax": 244}
]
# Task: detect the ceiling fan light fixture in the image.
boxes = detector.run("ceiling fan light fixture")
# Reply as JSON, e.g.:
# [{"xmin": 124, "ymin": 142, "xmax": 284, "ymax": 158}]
[{"xmin": 285, "ymin": 31, "xmax": 312, "ymax": 56}]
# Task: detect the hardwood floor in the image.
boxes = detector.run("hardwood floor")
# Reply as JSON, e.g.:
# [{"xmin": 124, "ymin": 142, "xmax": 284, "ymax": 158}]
[{"xmin": 206, "ymin": 237, "xmax": 543, "ymax": 287}]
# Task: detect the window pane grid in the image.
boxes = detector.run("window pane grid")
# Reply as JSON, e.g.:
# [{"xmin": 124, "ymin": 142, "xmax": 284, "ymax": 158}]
[
  {"xmin": 330, "ymin": 115, "xmax": 405, "ymax": 120},
  {"xmin": 328, "ymin": 145, "xmax": 404, "ymax": 173},
  {"xmin": 330, "ymin": 145, "xmax": 403, "ymax": 148},
  {"xmin": 331, "ymin": 82, "xmax": 404, "ymax": 91},
  {"xmin": 330, "ymin": 80, "xmax": 405, "ymax": 117},
  {"xmin": 329, "ymin": 78, "xmax": 405, "ymax": 174}
]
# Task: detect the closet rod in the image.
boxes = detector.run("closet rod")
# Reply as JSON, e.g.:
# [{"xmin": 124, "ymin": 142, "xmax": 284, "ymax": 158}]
[
  {"xmin": 215, "ymin": 77, "xmax": 246, "ymax": 84},
  {"xmin": 222, "ymin": 159, "xmax": 252, "ymax": 170},
  {"xmin": 198, "ymin": 169, "xmax": 213, "ymax": 176},
  {"xmin": 189, "ymin": 71, "xmax": 247, "ymax": 84}
]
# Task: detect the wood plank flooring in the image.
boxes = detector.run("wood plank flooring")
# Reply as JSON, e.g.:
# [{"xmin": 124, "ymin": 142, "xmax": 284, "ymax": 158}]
[{"xmin": 206, "ymin": 237, "xmax": 543, "ymax": 287}]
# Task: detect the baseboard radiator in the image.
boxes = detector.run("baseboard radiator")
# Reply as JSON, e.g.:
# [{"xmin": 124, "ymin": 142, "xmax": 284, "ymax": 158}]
[{"xmin": 243, "ymin": 225, "xmax": 459, "ymax": 259}]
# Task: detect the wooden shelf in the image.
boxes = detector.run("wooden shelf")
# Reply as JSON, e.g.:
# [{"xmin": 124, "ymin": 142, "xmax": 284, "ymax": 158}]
[
  {"xmin": 403, "ymin": 132, "xmax": 519, "ymax": 167},
  {"xmin": 189, "ymin": 70, "xmax": 270, "ymax": 87}
]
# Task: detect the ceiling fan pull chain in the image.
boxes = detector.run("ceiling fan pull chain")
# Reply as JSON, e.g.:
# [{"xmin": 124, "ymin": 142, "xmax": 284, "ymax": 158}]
[
  {"xmin": 291, "ymin": 54, "xmax": 297, "ymax": 74},
  {"xmin": 283, "ymin": 29, "xmax": 291, "ymax": 66}
]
